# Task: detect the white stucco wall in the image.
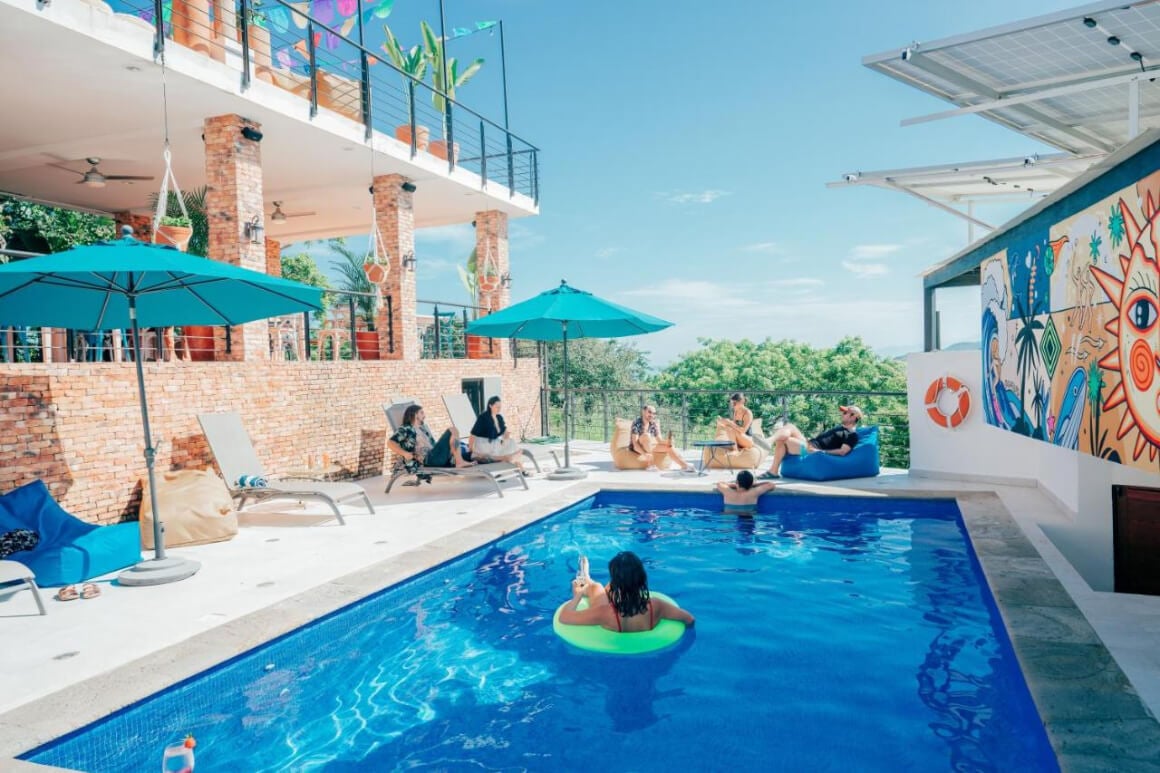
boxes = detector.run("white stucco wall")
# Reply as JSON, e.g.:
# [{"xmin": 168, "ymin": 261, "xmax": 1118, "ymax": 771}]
[{"xmin": 907, "ymin": 350, "xmax": 1160, "ymax": 591}]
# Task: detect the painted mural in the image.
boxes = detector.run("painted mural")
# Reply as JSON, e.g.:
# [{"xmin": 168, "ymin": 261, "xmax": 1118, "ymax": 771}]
[{"xmin": 982, "ymin": 172, "xmax": 1160, "ymax": 471}]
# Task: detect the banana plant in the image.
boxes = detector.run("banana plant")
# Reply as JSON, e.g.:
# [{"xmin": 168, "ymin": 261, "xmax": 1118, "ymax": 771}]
[
  {"xmin": 457, "ymin": 246, "xmax": 479, "ymax": 308},
  {"xmin": 382, "ymin": 25, "xmax": 428, "ymax": 86},
  {"xmin": 420, "ymin": 20, "xmax": 484, "ymax": 129}
]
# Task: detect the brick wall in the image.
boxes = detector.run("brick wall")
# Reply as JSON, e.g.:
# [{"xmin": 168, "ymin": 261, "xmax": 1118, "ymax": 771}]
[{"xmin": 0, "ymin": 358, "xmax": 542, "ymax": 524}]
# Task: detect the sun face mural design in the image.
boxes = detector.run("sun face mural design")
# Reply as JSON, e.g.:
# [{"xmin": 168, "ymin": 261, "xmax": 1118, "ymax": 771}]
[
  {"xmin": 981, "ymin": 165, "xmax": 1160, "ymax": 473},
  {"xmin": 1090, "ymin": 198, "xmax": 1160, "ymax": 461}
]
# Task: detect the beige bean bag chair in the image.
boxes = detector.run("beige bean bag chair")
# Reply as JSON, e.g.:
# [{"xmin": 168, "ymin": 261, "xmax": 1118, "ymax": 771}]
[
  {"xmin": 610, "ymin": 419, "xmax": 674, "ymax": 470},
  {"xmin": 139, "ymin": 469, "xmax": 238, "ymax": 549},
  {"xmin": 701, "ymin": 418, "xmax": 768, "ymax": 470}
]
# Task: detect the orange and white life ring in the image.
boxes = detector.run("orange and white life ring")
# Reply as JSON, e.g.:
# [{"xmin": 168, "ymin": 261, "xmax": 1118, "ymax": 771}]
[{"xmin": 925, "ymin": 375, "xmax": 971, "ymax": 429}]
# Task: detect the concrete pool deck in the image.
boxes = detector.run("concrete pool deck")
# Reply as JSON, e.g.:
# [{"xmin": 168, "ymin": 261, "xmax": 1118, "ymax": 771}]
[{"xmin": 1, "ymin": 443, "xmax": 1159, "ymax": 770}]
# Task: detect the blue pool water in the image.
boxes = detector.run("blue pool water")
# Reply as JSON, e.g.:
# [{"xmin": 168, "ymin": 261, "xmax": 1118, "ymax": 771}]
[{"xmin": 26, "ymin": 493, "xmax": 1057, "ymax": 772}]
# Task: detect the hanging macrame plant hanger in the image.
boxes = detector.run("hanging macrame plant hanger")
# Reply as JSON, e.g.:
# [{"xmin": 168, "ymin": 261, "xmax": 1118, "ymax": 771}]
[
  {"xmin": 363, "ymin": 102, "xmax": 390, "ymax": 285},
  {"xmin": 150, "ymin": 52, "xmax": 190, "ymax": 250}
]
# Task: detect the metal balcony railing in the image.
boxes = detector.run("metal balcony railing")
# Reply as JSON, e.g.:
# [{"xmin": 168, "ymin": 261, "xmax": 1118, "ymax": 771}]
[
  {"xmin": 116, "ymin": 0, "xmax": 540, "ymax": 201},
  {"xmin": 543, "ymin": 387, "xmax": 912, "ymax": 469}
]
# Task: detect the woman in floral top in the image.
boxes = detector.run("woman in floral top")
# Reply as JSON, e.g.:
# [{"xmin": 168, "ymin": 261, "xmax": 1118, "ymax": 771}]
[{"xmin": 388, "ymin": 404, "xmax": 472, "ymax": 474}]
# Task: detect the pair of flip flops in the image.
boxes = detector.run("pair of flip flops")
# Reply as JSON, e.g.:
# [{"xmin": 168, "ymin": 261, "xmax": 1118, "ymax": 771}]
[{"xmin": 55, "ymin": 583, "xmax": 101, "ymax": 601}]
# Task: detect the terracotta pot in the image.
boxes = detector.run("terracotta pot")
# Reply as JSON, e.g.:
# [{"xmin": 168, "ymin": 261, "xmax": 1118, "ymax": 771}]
[
  {"xmin": 354, "ymin": 330, "xmax": 380, "ymax": 360},
  {"xmin": 395, "ymin": 124, "xmax": 430, "ymax": 152},
  {"xmin": 183, "ymin": 325, "xmax": 215, "ymax": 361},
  {"xmin": 429, "ymin": 140, "xmax": 460, "ymax": 163},
  {"xmin": 364, "ymin": 261, "xmax": 388, "ymax": 285},
  {"xmin": 155, "ymin": 225, "xmax": 193, "ymax": 252}
]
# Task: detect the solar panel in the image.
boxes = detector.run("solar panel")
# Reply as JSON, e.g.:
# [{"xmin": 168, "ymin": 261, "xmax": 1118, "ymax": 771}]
[{"xmin": 865, "ymin": 0, "xmax": 1160, "ymax": 153}]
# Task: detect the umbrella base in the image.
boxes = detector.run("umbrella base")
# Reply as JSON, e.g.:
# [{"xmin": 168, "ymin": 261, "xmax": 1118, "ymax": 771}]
[
  {"xmin": 118, "ymin": 557, "xmax": 201, "ymax": 586},
  {"xmin": 547, "ymin": 466, "xmax": 588, "ymax": 481}
]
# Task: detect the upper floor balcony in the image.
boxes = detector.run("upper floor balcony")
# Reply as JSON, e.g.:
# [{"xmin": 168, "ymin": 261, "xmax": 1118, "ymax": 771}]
[{"xmin": 0, "ymin": 0, "xmax": 539, "ymax": 241}]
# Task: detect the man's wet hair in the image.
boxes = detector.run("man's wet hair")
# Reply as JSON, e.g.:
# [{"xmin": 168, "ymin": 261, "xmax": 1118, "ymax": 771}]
[{"xmin": 737, "ymin": 470, "xmax": 754, "ymax": 490}]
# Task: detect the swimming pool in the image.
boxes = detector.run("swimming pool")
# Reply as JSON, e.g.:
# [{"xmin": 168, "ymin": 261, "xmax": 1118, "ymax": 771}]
[{"xmin": 24, "ymin": 492, "xmax": 1057, "ymax": 772}]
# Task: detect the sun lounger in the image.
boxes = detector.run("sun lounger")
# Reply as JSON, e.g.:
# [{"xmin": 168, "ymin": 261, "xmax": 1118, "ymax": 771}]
[
  {"xmin": 197, "ymin": 412, "xmax": 374, "ymax": 525},
  {"xmin": 441, "ymin": 392, "xmax": 560, "ymax": 473},
  {"xmin": 383, "ymin": 400, "xmax": 529, "ymax": 498}
]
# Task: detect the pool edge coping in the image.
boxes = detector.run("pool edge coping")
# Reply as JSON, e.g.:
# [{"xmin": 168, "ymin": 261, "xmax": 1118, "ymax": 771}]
[{"xmin": 3, "ymin": 483, "xmax": 1158, "ymax": 771}]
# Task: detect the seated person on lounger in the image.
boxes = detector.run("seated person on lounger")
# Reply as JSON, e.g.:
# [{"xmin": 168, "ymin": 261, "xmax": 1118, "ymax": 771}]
[
  {"xmin": 631, "ymin": 405, "xmax": 695, "ymax": 473},
  {"xmin": 558, "ymin": 551, "xmax": 694, "ymax": 631},
  {"xmin": 388, "ymin": 404, "xmax": 473, "ymax": 477},
  {"xmin": 760, "ymin": 404, "xmax": 862, "ymax": 479},
  {"xmin": 469, "ymin": 396, "xmax": 527, "ymax": 474},
  {"xmin": 715, "ymin": 392, "xmax": 755, "ymax": 450},
  {"xmin": 716, "ymin": 470, "xmax": 776, "ymax": 515}
]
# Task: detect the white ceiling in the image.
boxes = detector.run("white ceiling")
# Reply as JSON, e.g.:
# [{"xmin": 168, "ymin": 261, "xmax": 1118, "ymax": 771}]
[{"xmin": 0, "ymin": 0, "xmax": 538, "ymax": 243}]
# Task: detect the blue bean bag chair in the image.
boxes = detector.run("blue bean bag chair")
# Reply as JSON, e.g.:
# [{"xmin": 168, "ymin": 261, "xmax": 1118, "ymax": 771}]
[
  {"xmin": 780, "ymin": 426, "xmax": 881, "ymax": 481},
  {"xmin": 0, "ymin": 480, "xmax": 140, "ymax": 587}
]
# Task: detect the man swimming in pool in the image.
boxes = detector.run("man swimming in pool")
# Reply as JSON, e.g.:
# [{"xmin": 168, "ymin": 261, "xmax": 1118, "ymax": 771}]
[
  {"xmin": 717, "ymin": 470, "xmax": 776, "ymax": 515},
  {"xmin": 558, "ymin": 552, "xmax": 694, "ymax": 632}
]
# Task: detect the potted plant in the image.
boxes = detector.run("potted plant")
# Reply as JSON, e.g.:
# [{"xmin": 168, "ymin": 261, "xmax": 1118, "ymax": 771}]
[
  {"xmin": 421, "ymin": 20, "xmax": 483, "ymax": 162},
  {"xmin": 382, "ymin": 25, "xmax": 430, "ymax": 152},
  {"xmin": 331, "ymin": 238, "xmax": 381, "ymax": 360},
  {"xmin": 155, "ymin": 215, "xmax": 193, "ymax": 252}
]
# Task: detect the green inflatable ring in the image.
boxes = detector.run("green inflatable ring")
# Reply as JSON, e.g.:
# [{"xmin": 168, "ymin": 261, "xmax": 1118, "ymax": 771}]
[{"xmin": 552, "ymin": 591, "xmax": 686, "ymax": 654}]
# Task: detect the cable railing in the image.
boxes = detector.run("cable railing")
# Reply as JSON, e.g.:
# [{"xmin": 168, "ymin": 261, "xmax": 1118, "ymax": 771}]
[
  {"xmin": 115, "ymin": 0, "xmax": 540, "ymax": 201},
  {"xmin": 543, "ymin": 387, "xmax": 912, "ymax": 468}
]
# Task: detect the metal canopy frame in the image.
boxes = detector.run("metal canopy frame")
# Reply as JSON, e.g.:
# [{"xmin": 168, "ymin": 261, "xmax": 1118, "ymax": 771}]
[
  {"xmin": 864, "ymin": 0, "xmax": 1160, "ymax": 154},
  {"xmin": 829, "ymin": 152, "xmax": 1105, "ymax": 231}
]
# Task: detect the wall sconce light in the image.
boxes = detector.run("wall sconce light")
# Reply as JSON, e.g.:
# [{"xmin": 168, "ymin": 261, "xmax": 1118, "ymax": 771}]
[
  {"xmin": 401, "ymin": 251, "xmax": 416, "ymax": 270},
  {"xmin": 240, "ymin": 126, "xmax": 264, "ymax": 142},
  {"xmin": 500, "ymin": 272, "xmax": 512, "ymax": 289},
  {"xmin": 400, "ymin": 181, "xmax": 417, "ymax": 193},
  {"xmin": 244, "ymin": 215, "xmax": 264, "ymax": 244}
]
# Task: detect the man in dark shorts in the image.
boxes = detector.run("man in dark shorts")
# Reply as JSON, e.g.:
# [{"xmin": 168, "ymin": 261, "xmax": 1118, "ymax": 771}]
[{"xmin": 758, "ymin": 405, "xmax": 862, "ymax": 479}]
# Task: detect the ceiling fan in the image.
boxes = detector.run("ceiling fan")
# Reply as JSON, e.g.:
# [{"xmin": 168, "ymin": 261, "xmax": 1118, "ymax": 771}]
[
  {"xmin": 269, "ymin": 201, "xmax": 316, "ymax": 223},
  {"xmin": 50, "ymin": 157, "xmax": 155, "ymax": 188}
]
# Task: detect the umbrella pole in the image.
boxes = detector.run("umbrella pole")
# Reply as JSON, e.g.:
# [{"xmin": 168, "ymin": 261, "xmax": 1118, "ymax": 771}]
[
  {"xmin": 118, "ymin": 296, "xmax": 201, "ymax": 586},
  {"xmin": 547, "ymin": 322, "xmax": 586, "ymax": 480}
]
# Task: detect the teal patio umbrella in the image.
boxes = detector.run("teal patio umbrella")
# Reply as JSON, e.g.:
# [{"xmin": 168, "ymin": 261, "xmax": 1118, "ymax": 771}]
[
  {"xmin": 0, "ymin": 229, "xmax": 323, "ymax": 585},
  {"xmin": 466, "ymin": 280, "xmax": 673, "ymax": 479}
]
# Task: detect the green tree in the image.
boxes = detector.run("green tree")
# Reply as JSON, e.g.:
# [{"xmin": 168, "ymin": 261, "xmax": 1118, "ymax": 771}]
[
  {"xmin": 547, "ymin": 338, "xmax": 651, "ymax": 392},
  {"xmin": 281, "ymin": 251, "xmax": 333, "ymax": 322},
  {"xmin": 0, "ymin": 195, "xmax": 115, "ymax": 254}
]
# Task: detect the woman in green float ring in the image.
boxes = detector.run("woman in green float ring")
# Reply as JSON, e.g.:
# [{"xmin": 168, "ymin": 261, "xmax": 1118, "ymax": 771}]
[{"xmin": 558, "ymin": 551, "xmax": 695, "ymax": 633}]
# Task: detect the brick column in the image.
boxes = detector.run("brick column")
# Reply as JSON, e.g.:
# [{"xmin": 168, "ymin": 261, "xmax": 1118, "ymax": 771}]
[
  {"xmin": 204, "ymin": 114, "xmax": 268, "ymax": 361},
  {"xmin": 265, "ymin": 238, "xmax": 281, "ymax": 277},
  {"xmin": 372, "ymin": 174, "xmax": 417, "ymax": 360},
  {"xmin": 468, "ymin": 210, "xmax": 510, "ymax": 360},
  {"xmin": 114, "ymin": 212, "xmax": 154, "ymax": 242}
]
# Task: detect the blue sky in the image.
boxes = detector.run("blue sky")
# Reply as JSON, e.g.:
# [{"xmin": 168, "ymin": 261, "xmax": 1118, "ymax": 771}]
[{"xmin": 291, "ymin": 0, "xmax": 1074, "ymax": 366}]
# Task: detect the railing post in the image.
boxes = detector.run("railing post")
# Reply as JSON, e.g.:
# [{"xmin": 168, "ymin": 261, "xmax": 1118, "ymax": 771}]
[
  {"xmin": 303, "ymin": 311, "xmax": 312, "ymax": 360},
  {"xmin": 386, "ymin": 295, "xmax": 394, "ymax": 353},
  {"xmin": 681, "ymin": 392, "xmax": 689, "ymax": 449},
  {"xmin": 348, "ymin": 297, "xmax": 357, "ymax": 359},
  {"xmin": 152, "ymin": 0, "xmax": 166, "ymax": 59},
  {"xmin": 479, "ymin": 120, "xmax": 487, "ymax": 188},
  {"xmin": 307, "ymin": 21, "xmax": 319, "ymax": 118},
  {"xmin": 602, "ymin": 391, "xmax": 610, "ymax": 443},
  {"xmin": 507, "ymin": 135, "xmax": 515, "ymax": 197},
  {"xmin": 433, "ymin": 304, "xmax": 441, "ymax": 357},
  {"xmin": 461, "ymin": 308, "xmax": 469, "ymax": 358},
  {"xmin": 532, "ymin": 149, "xmax": 539, "ymax": 204},
  {"xmin": 239, "ymin": 0, "xmax": 251, "ymax": 91},
  {"xmin": 445, "ymin": 102, "xmax": 455, "ymax": 173},
  {"xmin": 360, "ymin": 51, "xmax": 372, "ymax": 141},
  {"xmin": 408, "ymin": 80, "xmax": 418, "ymax": 158}
]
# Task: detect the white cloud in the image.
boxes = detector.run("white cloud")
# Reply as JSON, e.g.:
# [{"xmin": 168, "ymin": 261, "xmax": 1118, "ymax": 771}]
[
  {"xmin": 741, "ymin": 242, "xmax": 783, "ymax": 254},
  {"xmin": 416, "ymin": 223, "xmax": 474, "ymax": 251},
  {"xmin": 767, "ymin": 277, "xmax": 823, "ymax": 289},
  {"xmin": 660, "ymin": 189, "xmax": 730, "ymax": 205},
  {"xmin": 595, "ymin": 247, "xmax": 623, "ymax": 259},
  {"xmin": 841, "ymin": 260, "xmax": 889, "ymax": 278},
  {"xmin": 849, "ymin": 243, "xmax": 902, "ymax": 260}
]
